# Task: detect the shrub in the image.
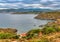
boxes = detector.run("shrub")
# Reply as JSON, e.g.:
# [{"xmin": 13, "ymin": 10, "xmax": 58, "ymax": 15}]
[
  {"xmin": 12, "ymin": 35, "xmax": 19, "ymax": 39},
  {"xmin": 55, "ymin": 28, "xmax": 60, "ymax": 32},
  {"xmin": 0, "ymin": 33, "xmax": 19, "ymax": 39},
  {"xmin": 42, "ymin": 26, "xmax": 56, "ymax": 34},
  {"xmin": 26, "ymin": 29, "xmax": 41, "ymax": 39}
]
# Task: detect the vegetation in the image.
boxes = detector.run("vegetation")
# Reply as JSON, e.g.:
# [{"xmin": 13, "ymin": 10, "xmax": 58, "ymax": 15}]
[
  {"xmin": 35, "ymin": 11, "xmax": 60, "ymax": 20},
  {"xmin": 0, "ymin": 24, "xmax": 60, "ymax": 42},
  {"xmin": 12, "ymin": 11, "xmax": 40, "ymax": 14},
  {"xmin": 0, "ymin": 33, "xmax": 19, "ymax": 39},
  {"xmin": 26, "ymin": 29, "xmax": 41, "ymax": 39},
  {"xmin": 18, "ymin": 18, "xmax": 60, "ymax": 42},
  {"xmin": 25, "ymin": 25, "xmax": 60, "ymax": 39},
  {"xmin": 42, "ymin": 26, "xmax": 56, "ymax": 34},
  {"xmin": 0, "ymin": 28, "xmax": 17, "ymax": 34},
  {"xmin": 0, "ymin": 28, "xmax": 19, "ymax": 39},
  {"xmin": 25, "ymin": 37, "xmax": 49, "ymax": 42}
]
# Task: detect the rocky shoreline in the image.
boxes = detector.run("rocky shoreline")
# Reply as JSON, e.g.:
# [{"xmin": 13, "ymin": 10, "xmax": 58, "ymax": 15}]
[{"xmin": 35, "ymin": 12, "xmax": 60, "ymax": 20}]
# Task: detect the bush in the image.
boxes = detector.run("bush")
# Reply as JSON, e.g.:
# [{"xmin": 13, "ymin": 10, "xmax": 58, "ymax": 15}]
[
  {"xmin": 12, "ymin": 35, "xmax": 19, "ymax": 39},
  {"xmin": 55, "ymin": 28, "xmax": 60, "ymax": 32},
  {"xmin": 26, "ymin": 29, "xmax": 41, "ymax": 39},
  {"xmin": 42, "ymin": 26, "xmax": 56, "ymax": 34},
  {"xmin": 0, "ymin": 33, "xmax": 19, "ymax": 39}
]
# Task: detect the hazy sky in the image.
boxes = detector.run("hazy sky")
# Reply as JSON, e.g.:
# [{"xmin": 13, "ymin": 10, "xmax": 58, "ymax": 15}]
[{"xmin": 0, "ymin": 0, "xmax": 60, "ymax": 9}]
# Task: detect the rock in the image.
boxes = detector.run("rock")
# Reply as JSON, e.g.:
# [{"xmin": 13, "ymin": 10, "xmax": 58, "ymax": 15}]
[
  {"xmin": 35, "ymin": 12, "xmax": 60, "ymax": 20},
  {"xmin": 0, "ymin": 28, "xmax": 17, "ymax": 34}
]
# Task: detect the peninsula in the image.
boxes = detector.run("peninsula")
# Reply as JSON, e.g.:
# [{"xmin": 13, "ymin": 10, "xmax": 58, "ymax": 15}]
[{"xmin": 35, "ymin": 11, "xmax": 60, "ymax": 20}]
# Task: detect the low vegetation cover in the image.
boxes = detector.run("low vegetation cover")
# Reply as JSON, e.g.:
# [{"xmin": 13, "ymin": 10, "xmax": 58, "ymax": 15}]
[
  {"xmin": 21, "ymin": 22, "xmax": 60, "ymax": 42},
  {"xmin": 35, "ymin": 11, "xmax": 60, "ymax": 20},
  {"xmin": 26, "ymin": 29, "xmax": 41, "ymax": 39},
  {"xmin": 1, "ymin": 25, "xmax": 60, "ymax": 42},
  {"xmin": 0, "ymin": 33, "xmax": 19, "ymax": 39},
  {"xmin": 0, "ymin": 28, "xmax": 19, "ymax": 39},
  {"xmin": 0, "ymin": 28, "xmax": 17, "ymax": 34},
  {"xmin": 42, "ymin": 25, "xmax": 60, "ymax": 34},
  {"xmin": 0, "ymin": 25, "xmax": 60, "ymax": 42},
  {"xmin": 26, "ymin": 25, "xmax": 60, "ymax": 39}
]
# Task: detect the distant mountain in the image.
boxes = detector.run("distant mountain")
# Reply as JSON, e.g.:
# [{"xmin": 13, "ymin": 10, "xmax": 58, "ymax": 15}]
[{"xmin": 0, "ymin": 8, "xmax": 54, "ymax": 13}]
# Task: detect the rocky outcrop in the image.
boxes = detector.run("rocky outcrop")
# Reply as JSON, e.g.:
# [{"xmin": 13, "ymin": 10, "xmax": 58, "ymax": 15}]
[
  {"xmin": 0, "ymin": 28, "xmax": 17, "ymax": 34},
  {"xmin": 35, "ymin": 12, "xmax": 60, "ymax": 20}
]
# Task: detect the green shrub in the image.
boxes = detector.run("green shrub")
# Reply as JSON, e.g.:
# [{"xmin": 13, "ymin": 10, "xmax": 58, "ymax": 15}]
[
  {"xmin": 12, "ymin": 35, "xmax": 19, "ymax": 39},
  {"xmin": 0, "ymin": 33, "xmax": 19, "ymax": 39},
  {"xmin": 42, "ymin": 26, "xmax": 56, "ymax": 34},
  {"xmin": 26, "ymin": 29, "xmax": 41, "ymax": 39},
  {"xmin": 55, "ymin": 28, "xmax": 60, "ymax": 32}
]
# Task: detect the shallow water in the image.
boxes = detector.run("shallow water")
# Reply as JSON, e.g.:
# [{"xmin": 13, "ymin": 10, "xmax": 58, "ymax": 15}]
[{"xmin": 0, "ymin": 13, "xmax": 53, "ymax": 34}]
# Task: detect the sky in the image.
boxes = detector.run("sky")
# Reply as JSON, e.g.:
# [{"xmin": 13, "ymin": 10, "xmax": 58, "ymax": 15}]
[{"xmin": 0, "ymin": 0, "xmax": 60, "ymax": 9}]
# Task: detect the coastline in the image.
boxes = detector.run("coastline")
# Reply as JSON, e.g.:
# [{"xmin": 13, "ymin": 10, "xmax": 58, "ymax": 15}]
[
  {"xmin": 0, "ymin": 11, "xmax": 60, "ymax": 42},
  {"xmin": 35, "ymin": 12, "xmax": 60, "ymax": 20}
]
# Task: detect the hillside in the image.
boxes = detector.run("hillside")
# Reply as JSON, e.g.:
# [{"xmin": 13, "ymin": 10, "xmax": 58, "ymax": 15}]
[{"xmin": 35, "ymin": 12, "xmax": 60, "ymax": 20}]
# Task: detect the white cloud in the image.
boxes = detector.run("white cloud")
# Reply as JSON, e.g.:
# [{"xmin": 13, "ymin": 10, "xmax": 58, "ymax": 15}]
[
  {"xmin": 40, "ymin": 0, "xmax": 48, "ymax": 2},
  {"xmin": 23, "ymin": 4, "xmax": 43, "ymax": 7},
  {"xmin": 0, "ymin": 0, "xmax": 60, "ymax": 9}
]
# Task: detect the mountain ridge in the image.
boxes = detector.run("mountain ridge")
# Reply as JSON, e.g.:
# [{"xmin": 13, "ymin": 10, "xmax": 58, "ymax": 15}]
[{"xmin": 0, "ymin": 8, "xmax": 54, "ymax": 13}]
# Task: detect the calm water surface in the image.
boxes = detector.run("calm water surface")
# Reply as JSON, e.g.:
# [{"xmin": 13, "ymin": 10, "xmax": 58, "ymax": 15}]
[{"xmin": 0, "ymin": 13, "xmax": 53, "ymax": 34}]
